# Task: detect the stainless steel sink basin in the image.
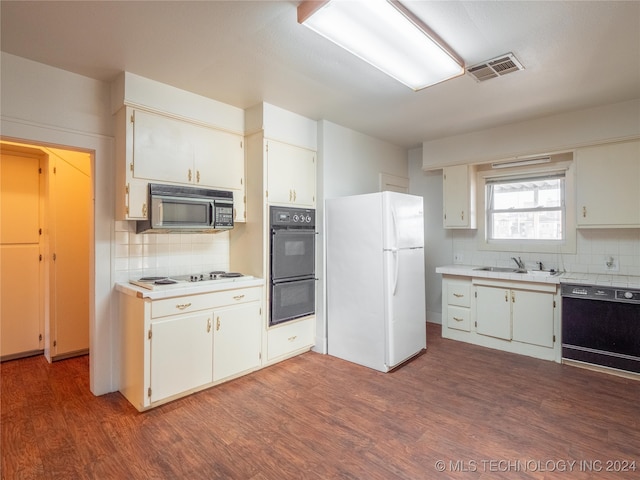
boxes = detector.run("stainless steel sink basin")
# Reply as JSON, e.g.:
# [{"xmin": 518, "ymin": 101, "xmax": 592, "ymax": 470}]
[
  {"xmin": 473, "ymin": 266, "xmax": 561, "ymax": 277},
  {"xmin": 473, "ymin": 266, "xmax": 527, "ymax": 273}
]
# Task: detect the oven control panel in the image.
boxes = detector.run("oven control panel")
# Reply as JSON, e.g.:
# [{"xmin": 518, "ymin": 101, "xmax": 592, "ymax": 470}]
[{"xmin": 270, "ymin": 206, "xmax": 315, "ymax": 228}]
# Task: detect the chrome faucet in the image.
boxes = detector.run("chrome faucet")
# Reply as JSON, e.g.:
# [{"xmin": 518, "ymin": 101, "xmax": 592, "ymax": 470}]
[{"xmin": 511, "ymin": 256, "xmax": 525, "ymax": 269}]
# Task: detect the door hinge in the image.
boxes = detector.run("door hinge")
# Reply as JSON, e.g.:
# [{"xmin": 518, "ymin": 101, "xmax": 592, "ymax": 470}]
[
  {"xmin": 53, "ymin": 253, "xmax": 57, "ymax": 261},
  {"xmin": 240, "ymin": 140, "xmax": 243, "ymax": 149},
  {"xmin": 475, "ymin": 291, "xmax": 477, "ymax": 298},
  {"xmin": 129, "ymin": 162, "xmax": 134, "ymax": 172},
  {"xmin": 148, "ymin": 330, "xmax": 152, "ymax": 340},
  {"xmin": 474, "ymin": 321, "xmax": 477, "ymax": 327},
  {"xmin": 39, "ymin": 254, "xmax": 43, "ymax": 261},
  {"xmin": 553, "ymin": 300, "xmax": 556, "ymax": 308},
  {"xmin": 39, "ymin": 228, "xmax": 42, "ymax": 235},
  {"xmin": 553, "ymin": 335, "xmax": 556, "ymax": 343},
  {"xmin": 53, "ymin": 167, "xmax": 57, "ymax": 174},
  {"xmin": 39, "ymin": 167, "xmax": 42, "ymax": 174},
  {"xmin": 259, "ymin": 307, "xmax": 262, "ymax": 316},
  {"xmin": 259, "ymin": 352, "xmax": 262, "ymax": 361},
  {"xmin": 130, "ymin": 112, "xmax": 135, "ymax": 123},
  {"xmin": 125, "ymin": 184, "xmax": 130, "ymax": 194},
  {"xmin": 53, "ymin": 340, "xmax": 57, "ymax": 347},
  {"xmin": 148, "ymin": 387, "xmax": 152, "ymax": 398},
  {"xmin": 39, "ymin": 334, "xmax": 43, "ymax": 341}
]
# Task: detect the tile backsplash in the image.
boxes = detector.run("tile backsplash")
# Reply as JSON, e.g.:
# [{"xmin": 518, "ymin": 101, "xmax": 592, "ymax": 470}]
[
  {"xmin": 451, "ymin": 228, "xmax": 640, "ymax": 276},
  {"xmin": 114, "ymin": 221, "xmax": 230, "ymax": 283}
]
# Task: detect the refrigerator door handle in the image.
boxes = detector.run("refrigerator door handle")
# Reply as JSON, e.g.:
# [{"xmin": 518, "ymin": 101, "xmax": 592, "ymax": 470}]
[
  {"xmin": 392, "ymin": 248, "xmax": 399, "ymax": 296},
  {"xmin": 391, "ymin": 208, "xmax": 398, "ymax": 250}
]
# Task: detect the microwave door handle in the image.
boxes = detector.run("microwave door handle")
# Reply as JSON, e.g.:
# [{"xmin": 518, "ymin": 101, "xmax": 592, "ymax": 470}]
[
  {"xmin": 154, "ymin": 201, "xmax": 163, "ymax": 228},
  {"xmin": 210, "ymin": 201, "xmax": 216, "ymax": 227}
]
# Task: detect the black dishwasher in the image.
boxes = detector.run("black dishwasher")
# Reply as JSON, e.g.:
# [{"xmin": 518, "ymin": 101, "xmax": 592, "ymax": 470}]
[{"xmin": 561, "ymin": 284, "xmax": 640, "ymax": 374}]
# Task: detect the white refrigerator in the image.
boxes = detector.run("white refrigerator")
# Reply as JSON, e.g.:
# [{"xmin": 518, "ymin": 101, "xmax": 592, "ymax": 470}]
[{"xmin": 326, "ymin": 191, "xmax": 426, "ymax": 372}]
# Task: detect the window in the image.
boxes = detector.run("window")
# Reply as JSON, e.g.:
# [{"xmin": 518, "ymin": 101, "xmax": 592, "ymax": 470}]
[{"xmin": 486, "ymin": 174, "xmax": 565, "ymax": 242}]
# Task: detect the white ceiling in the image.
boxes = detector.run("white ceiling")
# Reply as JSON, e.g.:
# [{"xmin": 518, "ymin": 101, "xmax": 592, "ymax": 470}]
[{"xmin": 1, "ymin": 1, "xmax": 639, "ymax": 149}]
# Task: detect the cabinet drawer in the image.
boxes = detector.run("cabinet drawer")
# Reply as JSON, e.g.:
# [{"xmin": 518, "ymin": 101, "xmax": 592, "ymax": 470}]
[
  {"xmin": 447, "ymin": 282, "xmax": 471, "ymax": 307},
  {"xmin": 152, "ymin": 293, "xmax": 216, "ymax": 318},
  {"xmin": 210, "ymin": 286, "xmax": 261, "ymax": 308},
  {"xmin": 267, "ymin": 317, "xmax": 315, "ymax": 361},
  {"xmin": 447, "ymin": 306, "xmax": 470, "ymax": 332},
  {"xmin": 151, "ymin": 287, "xmax": 262, "ymax": 319}
]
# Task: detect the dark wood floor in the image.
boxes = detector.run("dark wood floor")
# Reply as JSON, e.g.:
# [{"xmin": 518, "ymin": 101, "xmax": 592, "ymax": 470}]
[{"xmin": 2, "ymin": 323, "xmax": 639, "ymax": 479}]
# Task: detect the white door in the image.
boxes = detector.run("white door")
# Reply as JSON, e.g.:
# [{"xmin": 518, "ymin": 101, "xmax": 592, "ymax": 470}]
[
  {"xmin": 382, "ymin": 192, "xmax": 424, "ymax": 250},
  {"xmin": 0, "ymin": 152, "xmax": 42, "ymax": 358},
  {"xmin": 50, "ymin": 152, "xmax": 91, "ymax": 358},
  {"xmin": 476, "ymin": 286, "xmax": 512, "ymax": 340},
  {"xmin": 150, "ymin": 312, "xmax": 213, "ymax": 403},
  {"xmin": 213, "ymin": 303, "xmax": 261, "ymax": 382},
  {"xmin": 384, "ymin": 247, "xmax": 426, "ymax": 369},
  {"xmin": 512, "ymin": 290, "xmax": 554, "ymax": 347}
]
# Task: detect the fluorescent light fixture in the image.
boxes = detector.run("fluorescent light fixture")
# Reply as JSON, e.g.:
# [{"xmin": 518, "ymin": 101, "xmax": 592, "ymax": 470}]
[
  {"xmin": 297, "ymin": 0, "xmax": 464, "ymax": 91},
  {"xmin": 491, "ymin": 157, "xmax": 551, "ymax": 169}
]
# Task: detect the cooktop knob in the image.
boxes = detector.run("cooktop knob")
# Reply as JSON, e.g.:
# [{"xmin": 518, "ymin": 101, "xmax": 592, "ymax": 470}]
[{"xmin": 624, "ymin": 291, "xmax": 633, "ymax": 299}]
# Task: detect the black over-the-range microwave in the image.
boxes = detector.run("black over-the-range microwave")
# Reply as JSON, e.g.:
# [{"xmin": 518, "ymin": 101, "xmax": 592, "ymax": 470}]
[{"xmin": 136, "ymin": 183, "xmax": 234, "ymax": 234}]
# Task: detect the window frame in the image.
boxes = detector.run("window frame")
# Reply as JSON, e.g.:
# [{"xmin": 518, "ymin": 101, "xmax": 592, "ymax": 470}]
[{"xmin": 477, "ymin": 159, "xmax": 576, "ymax": 254}]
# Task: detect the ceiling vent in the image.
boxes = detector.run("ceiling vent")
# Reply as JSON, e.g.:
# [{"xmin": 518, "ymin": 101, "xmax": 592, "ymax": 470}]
[{"xmin": 467, "ymin": 53, "xmax": 524, "ymax": 82}]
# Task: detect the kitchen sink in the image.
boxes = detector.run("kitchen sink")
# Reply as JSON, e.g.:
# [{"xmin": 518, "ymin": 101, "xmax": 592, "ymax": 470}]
[
  {"xmin": 473, "ymin": 266, "xmax": 560, "ymax": 276},
  {"xmin": 473, "ymin": 266, "xmax": 527, "ymax": 273}
]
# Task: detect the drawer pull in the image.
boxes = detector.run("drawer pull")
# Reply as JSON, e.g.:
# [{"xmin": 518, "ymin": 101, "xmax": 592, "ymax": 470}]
[
  {"xmin": 233, "ymin": 294, "xmax": 245, "ymax": 301},
  {"xmin": 453, "ymin": 293, "xmax": 464, "ymax": 298},
  {"xmin": 207, "ymin": 318, "xmax": 212, "ymax": 333},
  {"xmin": 287, "ymin": 335, "xmax": 297, "ymax": 342},
  {"xmin": 453, "ymin": 316, "xmax": 464, "ymax": 322},
  {"xmin": 176, "ymin": 303, "xmax": 192, "ymax": 310}
]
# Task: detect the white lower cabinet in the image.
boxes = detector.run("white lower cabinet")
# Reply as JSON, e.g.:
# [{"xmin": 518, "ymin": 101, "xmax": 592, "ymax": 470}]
[
  {"xmin": 445, "ymin": 279, "xmax": 471, "ymax": 332},
  {"xmin": 213, "ymin": 303, "xmax": 262, "ymax": 382},
  {"xmin": 475, "ymin": 285, "xmax": 555, "ymax": 347},
  {"xmin": 266, "ymin": 316, "xmax": 315, "ymax": 362},
  {"xmin": 475, "ymin": 286, "xmax": 512, "ymax": 340},
  {"xmin": 441, "ymin": 276, "xmax": 559, "ymax": 362},
  {"xmin": 150, "ymin": 312, "xmax": 213, "ymax": 403},
  {"xmin": 119, "ymin": 286, "xmax": 263, "ymax": 411}
]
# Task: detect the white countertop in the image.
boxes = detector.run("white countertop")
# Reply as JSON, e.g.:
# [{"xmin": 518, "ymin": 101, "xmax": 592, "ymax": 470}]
[
  {"xmin": 435, "ymin": 265, "xmax": 640, "ymax": 288},
  {"xmin": 116, "ymin": 277, "xmax": 265, "ymax": 300}
]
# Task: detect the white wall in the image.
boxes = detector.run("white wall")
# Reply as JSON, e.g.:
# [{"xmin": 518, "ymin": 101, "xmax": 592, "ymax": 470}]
[
  {"xmin": 1, "ymin": 52, "xmax": 114, "ymax": 395},
  {"xmin": 422, "ymin": 99, "xmax": 640, "ymax": 168},
  {"xmin": 408, "ymin": 148, "xmax": 449, "ymax": 324},
  {"xmin": 317, "ymin": 120, "xmax": 408, "ymax": 352}
]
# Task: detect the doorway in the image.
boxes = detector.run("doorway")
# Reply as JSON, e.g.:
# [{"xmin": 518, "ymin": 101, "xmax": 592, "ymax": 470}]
[{"xmin": 1, "ymin": 141, "xmax": 92, "ymax": 362}]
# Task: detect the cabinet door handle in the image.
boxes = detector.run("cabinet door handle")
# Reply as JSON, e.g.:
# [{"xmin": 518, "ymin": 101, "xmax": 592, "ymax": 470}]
[
  {"xmin": 289, "ymin": 189, "xmax": 293, "ymax": 202},
  {"xmin": 293, "ymin": 190, "xmax": 297, "ymax": 202},
  {"xmin": 233, "ymin": 294, "xmax": 245, "ymax": 301},
  {"xmin": 453, "ymin": 316, "xmax": 464, "ymax": 322},
  {"xmin": 582, "ymin": 206, "xmax": 587, "ymax": 218},
  {"xmin": 511, "ymin": 291, "xmax": 515, "ymax": 303},
  {"xmin": 207, "ymin": 318, "xmax": 212, "ymax": 333},
  {"xmin": 176, "ymin": 303, "xmax": 192, "ymax": 310},
  {"xmin": 453, "ymin": 293, "xmax": 464, "ymax": 298},
  {"xmin": 216, "ymin": 317, "xmax": 221, "ymax": 331},
  {"xmin": 188, "ymin": 169, "xmax": 192, "ymax": 182},
  {"xmin": 461, "ymin": 210, "xmax": 464, "ymax": 220},
  {"xmin": 505, "ymin": 291, "xmax": 509, "ymax": 302},
  {"xmin": 196, "ymin": 170, "xmax": 201, "ymax": 183}
]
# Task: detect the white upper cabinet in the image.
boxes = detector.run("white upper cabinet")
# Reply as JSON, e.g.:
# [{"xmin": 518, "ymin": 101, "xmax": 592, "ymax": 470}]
[
  {"xmin": 266, "ymin": 140, "xmax": 316, "ymax": 207},
  {"xmin": 115, "ymin": 107, "xmax": 245, "ymax": 222},
  {"xmin": 443, "ymin": 164, "xmax": 476, "ymax": 229},
  {"xmin": 576, "ymin": 140, "xmax": 640, "ymax": 227}
]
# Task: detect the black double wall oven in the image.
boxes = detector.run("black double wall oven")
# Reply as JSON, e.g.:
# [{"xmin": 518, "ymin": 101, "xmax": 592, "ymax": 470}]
[{"xmin": 269, "ymin": 206, "xmax": 316, "ymax": 326}]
